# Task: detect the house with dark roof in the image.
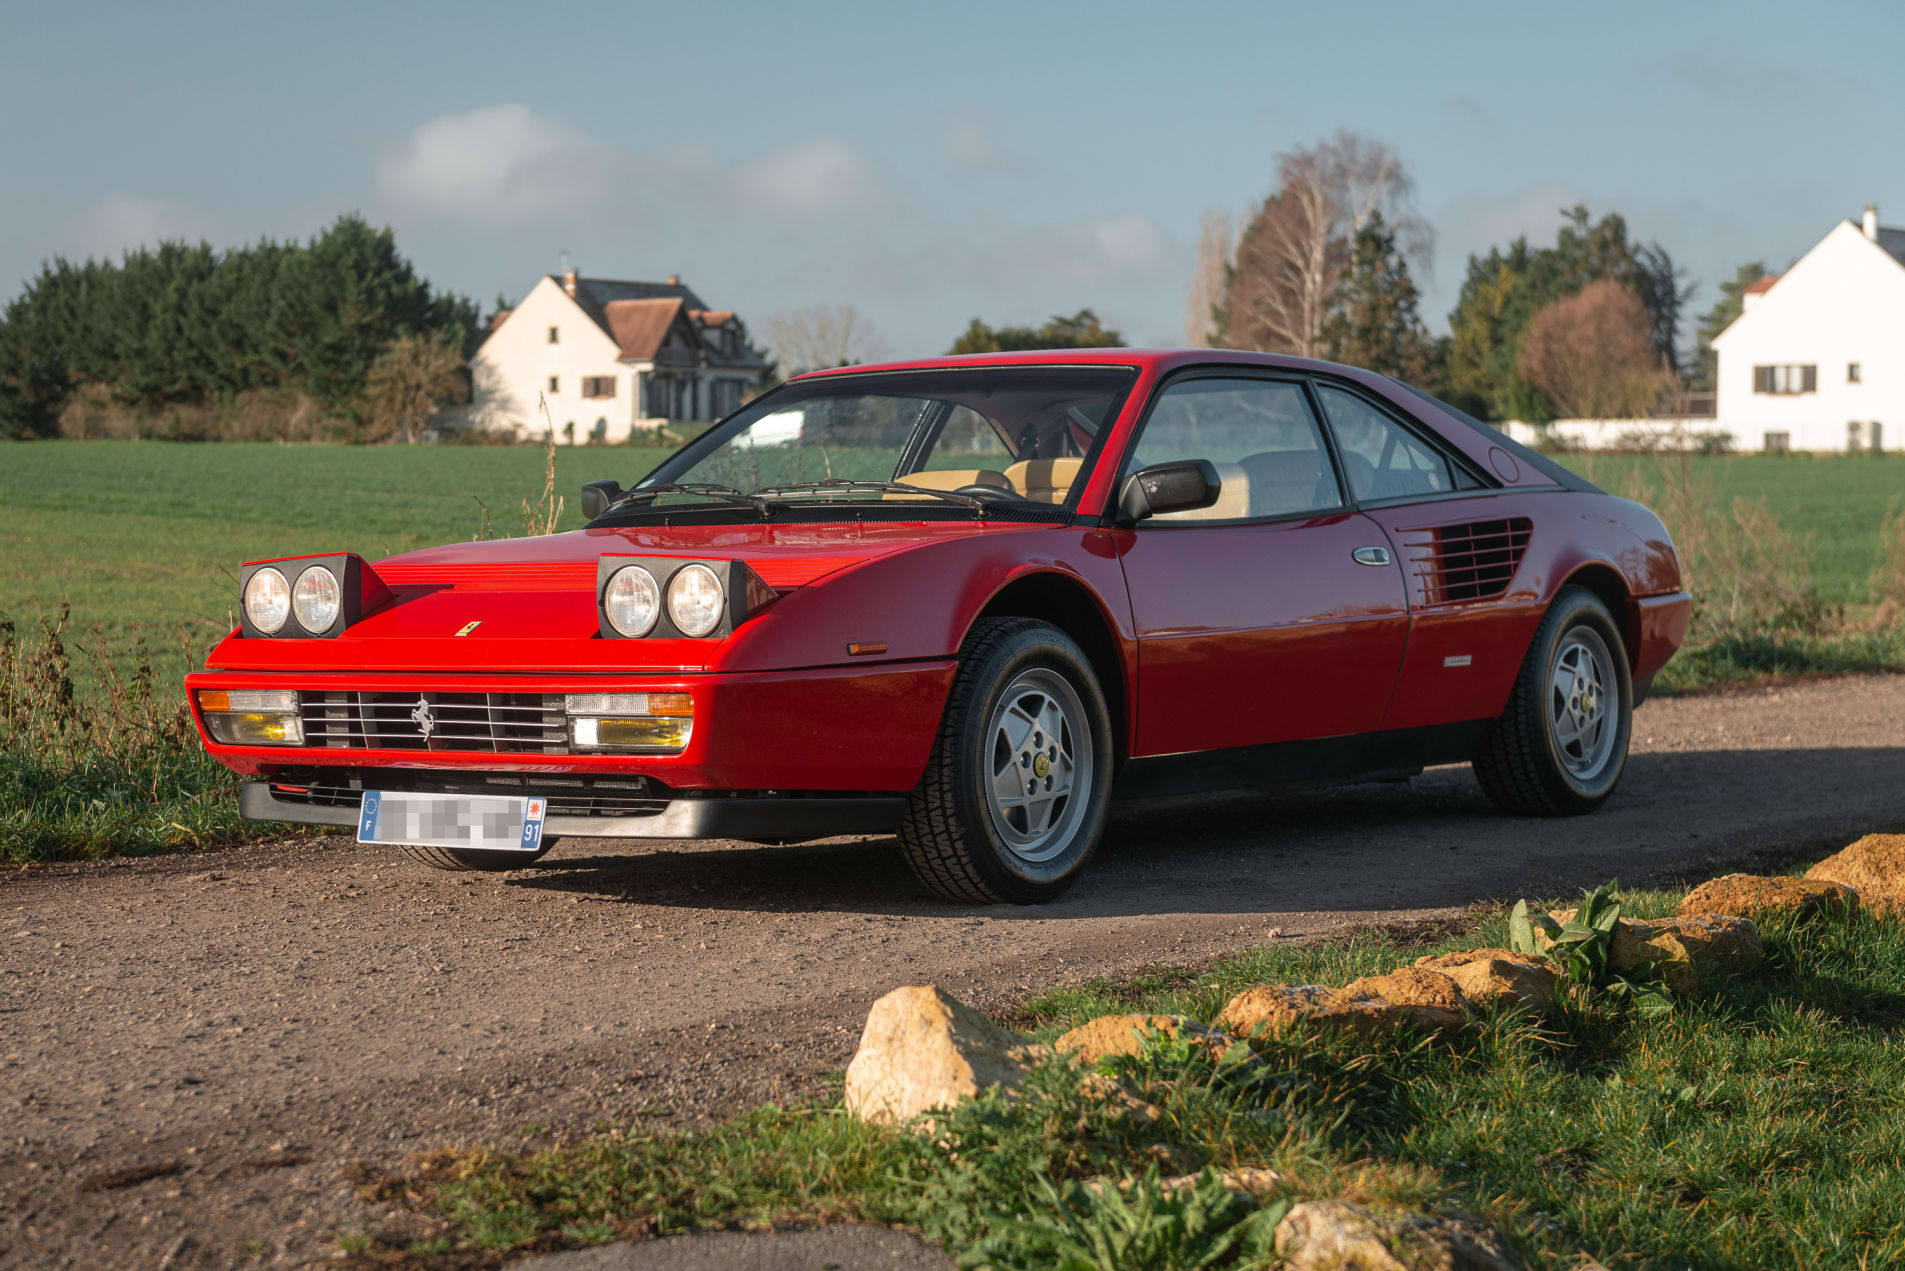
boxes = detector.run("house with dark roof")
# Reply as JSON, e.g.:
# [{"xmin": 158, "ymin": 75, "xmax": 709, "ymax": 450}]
[
  {"xmin": 1710, "ymin": 203, "xmax": 1905, "ymax": 452},
  {"xmin": 464, "ymin": 267, "xmax": 769, "ymax": 443}
]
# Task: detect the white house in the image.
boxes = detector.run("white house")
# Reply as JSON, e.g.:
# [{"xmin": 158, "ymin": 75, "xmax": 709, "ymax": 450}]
[
  {"xmin": 463, "ymin": 268, "xmax": 769, "ymax": 444},
  {"xmin": 1711, "ymin": 204, "xmax": 1905, "ymax": 453}
]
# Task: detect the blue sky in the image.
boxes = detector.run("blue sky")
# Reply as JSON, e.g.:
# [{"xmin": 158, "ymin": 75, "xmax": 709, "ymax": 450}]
[{"xmin": 4, "ymin": 0, "xmax": 1900, "ymax": 354}]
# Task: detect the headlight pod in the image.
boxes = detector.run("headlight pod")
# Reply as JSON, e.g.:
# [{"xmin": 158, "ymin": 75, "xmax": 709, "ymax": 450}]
[
  {"xmin": 594, "ymin": 556, "xmax": 778, "ymax": 640},
  {"xmin": 292, "ymin": 565, "xmax": 341, "ymax": 633},
  {"xmin": 667, "ymin": 564, "xmax": 724, "ymax": 637},
  {"xmin": 243, "ymin": 568, "xmax": 291, "ymax": 634},
  {"xmin": 237, "ymin": 554, "xmax": 389, "ymax": 638},
  {"xmin": 604, "ymin": 565, "xmax": 661, "ymax": 636}
]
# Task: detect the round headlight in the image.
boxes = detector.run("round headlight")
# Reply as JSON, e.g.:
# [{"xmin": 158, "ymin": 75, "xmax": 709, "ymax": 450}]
[
  {"xmin": 293, "ymin": 565, "xmax": 342, "ymax": 633},
  {"xmin": 604, "ymin": 565, "xmax": 661, "ymax": 637},
  {"xmin": 243, "ymin": 567, "xmax": 291, "ymax": 634},
  {"xmin": 667, "ymin": 564, "xmax": 725, "ymax": 637}
]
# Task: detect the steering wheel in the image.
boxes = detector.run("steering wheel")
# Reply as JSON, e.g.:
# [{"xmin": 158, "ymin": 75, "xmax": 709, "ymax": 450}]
[{"xmin": 955, "ymin": 484, "xmax": 1020, "ymax": 501}]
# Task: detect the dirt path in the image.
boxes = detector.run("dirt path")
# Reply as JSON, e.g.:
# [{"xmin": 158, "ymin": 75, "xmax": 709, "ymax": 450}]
[{"xmin": 5, "ymin": 674, "xmax": 1904, "ymax": 1269}]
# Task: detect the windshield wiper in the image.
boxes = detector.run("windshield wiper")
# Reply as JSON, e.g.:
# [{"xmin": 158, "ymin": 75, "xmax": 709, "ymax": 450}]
[
  {"xmin": 756, "ymin": 479, "xmax": 986, "ymax": 512},
  {"xmin": 612, "ymin": 482, "xmax": 774, "ymax": 517}
]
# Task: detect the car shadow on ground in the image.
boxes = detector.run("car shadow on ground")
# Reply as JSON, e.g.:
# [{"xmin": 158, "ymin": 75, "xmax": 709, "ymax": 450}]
[{"xmin": 495, "ymin": 745, "xmax": 1905, "ymax": 921}]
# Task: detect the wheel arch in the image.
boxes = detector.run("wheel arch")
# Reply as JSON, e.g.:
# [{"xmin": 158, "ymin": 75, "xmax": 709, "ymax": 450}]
[
  {"xmin": 965, "ymin": 570, "xmax": 1132, "ymax": 768},
  {"xmin": 1558, "ymin": 561, "xmax": 1638, "ymax": 670}
]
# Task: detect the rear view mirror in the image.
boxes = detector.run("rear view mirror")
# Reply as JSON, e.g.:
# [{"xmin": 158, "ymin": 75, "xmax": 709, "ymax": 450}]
[
  {"xmin": 1116, "ymin": 461, "xmax": 1220, "ymax": 523},
  {"xmin": 580, "ymin": 479, "xmax": 624, "ymax": 519}
]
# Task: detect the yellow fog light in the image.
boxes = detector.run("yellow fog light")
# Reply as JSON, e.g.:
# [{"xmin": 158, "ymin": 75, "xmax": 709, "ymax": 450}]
[
  {"xmin": 204, "ymin": 711, "xmax": 305, "ymax": 745},
  {"xmin": 570, "ymin": 716, "xmax": 692, "ymax": 753}
]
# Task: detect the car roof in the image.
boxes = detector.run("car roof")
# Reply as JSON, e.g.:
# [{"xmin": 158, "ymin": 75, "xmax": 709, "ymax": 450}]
[{"xmin": 789, "ymin": 347, "xmax": 1381, "ymax": 382}]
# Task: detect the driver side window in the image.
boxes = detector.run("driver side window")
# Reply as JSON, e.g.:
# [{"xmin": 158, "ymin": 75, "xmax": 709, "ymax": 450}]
[{"xmin": 1124, "ymin": 377, "xmax": 1344, "ymax": 521}]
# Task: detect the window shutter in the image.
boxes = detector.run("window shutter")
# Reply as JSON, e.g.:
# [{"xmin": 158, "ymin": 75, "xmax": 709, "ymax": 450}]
[
  {"xmin": 1753, "ymin": 366, "xmax": 1768, "ymax": 393},
  {"xmin": 1803, "ymin": 365, "xmax": 1817, "ymax": 392}
]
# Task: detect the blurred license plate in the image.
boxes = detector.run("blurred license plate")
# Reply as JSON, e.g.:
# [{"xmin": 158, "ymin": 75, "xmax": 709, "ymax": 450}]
[{"xmin": 357, "ymin": 791, "xmax": 547, "ymax": 853}]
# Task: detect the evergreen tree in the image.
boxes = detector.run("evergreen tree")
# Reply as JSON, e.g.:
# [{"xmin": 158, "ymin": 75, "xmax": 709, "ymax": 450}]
[
  {"xmin": 948, "ymin": 309, "xmax": 1123, "ymax": 354},
  {"xmin": 1321, "ymin": 211, "xmax": 1436, "ymax": 383}
]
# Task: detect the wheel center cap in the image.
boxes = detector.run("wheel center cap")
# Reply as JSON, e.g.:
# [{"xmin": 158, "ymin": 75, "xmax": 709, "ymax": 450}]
[{"xmin": 1033, "ymin": 753, "xmax": 1050, "ymax": 779}]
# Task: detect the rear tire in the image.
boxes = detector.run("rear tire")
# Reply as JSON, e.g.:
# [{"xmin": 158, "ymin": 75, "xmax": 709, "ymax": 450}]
[
  {"xmin": 399, "ymin": 841, "xmax": 556, "ymax": 872},
  {"xmin": 1473, "ymin": 586, "xmax": 1632, "ymax": 816},
  {"xmin": 901, "ymin": 618, "xmax": 1114, "ymax": 904}
]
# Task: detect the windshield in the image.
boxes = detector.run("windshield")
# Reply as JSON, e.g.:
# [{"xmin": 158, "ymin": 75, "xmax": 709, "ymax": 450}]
[{"xmin": 612, "ymin": 366, "xmax": 1138, "ymax": 521}]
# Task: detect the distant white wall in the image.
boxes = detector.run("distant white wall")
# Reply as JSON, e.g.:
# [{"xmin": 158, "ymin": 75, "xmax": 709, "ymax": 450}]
[{"xmin": 1501, "ymin": 418, "xmax": 1739, "ymax": 452}]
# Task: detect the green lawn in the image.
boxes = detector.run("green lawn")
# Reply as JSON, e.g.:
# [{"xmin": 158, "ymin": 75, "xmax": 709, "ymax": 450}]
[
  {"xmin": 1560, "ymin": 453, "xmax": 1901, "ymax": 607},
  {"xmin": 358, "ymin": 880, "xmax": 1905, "ymax": 1270}
]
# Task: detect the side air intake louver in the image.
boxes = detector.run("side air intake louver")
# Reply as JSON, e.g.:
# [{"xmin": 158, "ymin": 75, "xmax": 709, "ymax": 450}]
[{"xmin": 1400, "ymin": 517, "xmax": 1532, "ymax": 605}]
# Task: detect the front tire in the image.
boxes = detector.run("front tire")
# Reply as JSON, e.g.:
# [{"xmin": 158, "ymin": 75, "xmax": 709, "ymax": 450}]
[
  {"xmin": 901, "ymin": 618, "xmax": 1114, "ymax": 904},
  {"xmin": 400, "ymin": 841, "xmax": 556, "ymax": 872},
  {"xmin": 1473, "ymin": 586, "xmax": 1633, "ymax": 816}
]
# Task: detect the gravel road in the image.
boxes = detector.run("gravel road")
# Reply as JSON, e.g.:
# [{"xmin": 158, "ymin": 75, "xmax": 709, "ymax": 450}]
[{"xmin": 5, "ymin": 674, "xmax": 1903, "ymax": 1269}]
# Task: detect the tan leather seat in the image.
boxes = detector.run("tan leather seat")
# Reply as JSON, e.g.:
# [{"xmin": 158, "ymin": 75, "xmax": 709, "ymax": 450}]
[
  {"xmin": 895, "ymin": 468, "xmax": 1011, "ymax": 493},
  {"xmin": 1003, "ymin": 458, "xmax": 1083, "ymax": 504},
  {"xmin": 1153, "ymin": 461, "xmax": 1251, "ymax": 521}
]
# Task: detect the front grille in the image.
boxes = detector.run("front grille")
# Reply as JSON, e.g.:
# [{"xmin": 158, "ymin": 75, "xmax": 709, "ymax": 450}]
[
  {"xmin": 266, "ymin": 768, "xmax": 671, "ymax": 819},
  {"xmin": 1402, "ymin": 517, "xmax": 1532, "ymax": 605},
  {"xmin": 300, "ymin": 692, "xmax": 566, "ymax": 753}
]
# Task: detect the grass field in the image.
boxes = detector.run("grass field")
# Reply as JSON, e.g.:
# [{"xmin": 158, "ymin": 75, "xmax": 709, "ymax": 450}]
[{"xmin": 351, "ymin": 876, "xmax": 1905, "ymax": 1269}]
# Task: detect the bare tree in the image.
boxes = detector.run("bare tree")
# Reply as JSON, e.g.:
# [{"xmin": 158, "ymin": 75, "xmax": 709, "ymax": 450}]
[
  {"xmin": 1184, "ymin": 208, "xmax": 1232, "ymax": 347},
  {"xmin": 1516, "ymin": 279, "xmax": 1668, "ymax": 418},
  {"xmin": 358, "ymin": 333, "xmax": 467, "ymax": 443},
  {"xmin": 758, "ymin": 305, "xmax": 890, "ymax": 377},
  {"xmin": 1222, "ymin": 132, "xmax": 1432, "ymax": 357}
]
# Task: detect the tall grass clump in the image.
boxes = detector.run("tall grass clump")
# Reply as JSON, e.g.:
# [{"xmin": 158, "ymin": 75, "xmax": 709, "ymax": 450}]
[{"xmin": 0, "ymin": 608, "xmax": 276, "ymax": 862}]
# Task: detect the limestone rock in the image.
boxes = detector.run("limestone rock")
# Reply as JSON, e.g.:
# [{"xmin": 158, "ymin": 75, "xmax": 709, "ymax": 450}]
[
  {"xmin": 1275, "ymin": 1201, "xmax": 1528, "ymax": 1271},
  {"xmin": 1676, "ymin": 873, "xmax": 1857, "ymax": 921},
  {"xmin": 1055, "ymin": 1013, "xmax": 1238, "ymax": 1065},
  {"xmin": 1330, "ymin": 967, "xmax": 1473, "ymax": 1032},
  {"xmin": 844, "ymin": 986, "xmax": 1044, "ymax": 1125},
  {"xmin": 1216, "ymin": 985, "xmax": 1332, "ymax": 1038},
  {"xmin": 1413, "ymin": 948, "xmax": 1560, "ymax": 1012},
  {"xmin": 1542, "ymin": 911, "xmax": 1762, "ymax": 994},
  {"xmin": 1807, "ymin": 834, "xmax": 1905, "ymax": 918}
]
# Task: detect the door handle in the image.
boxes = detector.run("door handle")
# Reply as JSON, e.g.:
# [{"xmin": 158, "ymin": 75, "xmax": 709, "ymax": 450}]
[{"xmin": 1352, "ymin": 546, "xmax": 1392, "ymax": 567}]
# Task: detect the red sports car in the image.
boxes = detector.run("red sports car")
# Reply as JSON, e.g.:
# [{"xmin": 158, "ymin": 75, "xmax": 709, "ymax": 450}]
[{"xmin": 187, "ymin": 350, "xmax": 1690, "ymax": 903}]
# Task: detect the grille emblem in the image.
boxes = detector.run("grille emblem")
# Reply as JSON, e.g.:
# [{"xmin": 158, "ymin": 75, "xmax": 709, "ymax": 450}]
[{"xmin": 409, "ymin": 696, "xmax": 437, "ymax": 741}]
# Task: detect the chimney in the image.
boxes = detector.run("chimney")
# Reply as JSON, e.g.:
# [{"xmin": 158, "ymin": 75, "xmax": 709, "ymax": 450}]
[
  {"xmin": 563, "ymin": 265, "xmax": 578, "ymax": 297},
  {"xmin": 1864, "ymin": 204, "xmax": 1879, "ymax": 240},
  {"xmin": 667, "ymin": 274, "xmax": 679, "ymax": 286}
]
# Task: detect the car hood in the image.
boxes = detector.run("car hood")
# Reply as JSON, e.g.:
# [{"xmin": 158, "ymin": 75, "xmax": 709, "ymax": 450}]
[{"xmin": 372, "ymin": 520, "xmax": 1006, "ymax": 590}]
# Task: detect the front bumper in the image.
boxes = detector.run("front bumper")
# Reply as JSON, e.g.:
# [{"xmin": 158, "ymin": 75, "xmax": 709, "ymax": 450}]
[{"xmin": 240, "ymin": 781, "xmax": 904, "ymax": 843}]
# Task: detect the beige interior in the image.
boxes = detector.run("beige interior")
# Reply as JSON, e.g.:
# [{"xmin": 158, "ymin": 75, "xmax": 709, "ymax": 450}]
[
  {"xmin": 1152, "ymin": 461, "xmax": 1251, "ymax": 521},
  {"xmin": 1003, "ymin": 458, "xmax": 1083, "ymax": 504},
  {"xmin": 895, "ymin": 469, "xmax": 1011, "ymax": 494}
]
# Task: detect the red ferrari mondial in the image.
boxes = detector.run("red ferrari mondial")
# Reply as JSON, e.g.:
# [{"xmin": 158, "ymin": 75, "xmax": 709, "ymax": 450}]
[{"xmin": 187, "ymin": 350, "xmax": 1690, "ymax": 902}]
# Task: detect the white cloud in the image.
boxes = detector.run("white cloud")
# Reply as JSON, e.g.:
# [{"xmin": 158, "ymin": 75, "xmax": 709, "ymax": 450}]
[
  {"xmin": 730, "ymin": 136, "xmax": 882, "ymax": 218},
  {"xmin": 53, "ymin": 192, "xmax": 216, "ymax": 261},
  {"xmin": 975, "ymin": 213, "xmax": 1177, "ymax": 290},
  {"xmin": 375, "ymin": 104, "xmax": 617, "ymax": 224}
]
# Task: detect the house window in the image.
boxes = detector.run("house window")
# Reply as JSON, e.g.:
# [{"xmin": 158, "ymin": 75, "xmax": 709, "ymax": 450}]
[
  {"xmin": 1752, "ymin": 364, "xmax": 1816, "ymax": 394},
  {"xmin": 1763, "ymin": 431, "xmax": 1790, "ymax": 453},
  {"xmin": 1872, "ymin": 422, "xmax": 1885, "ymax": 452},
  {"xmin": 1848, "ymin": 421, "xmax": 1864, "ymax": 451},
  {"xmin": 1849, "ymin": 362, "xmax": 1862, "ymax": 384},
  {"xmin": 712, "ymin": 379, "xmax": 742, "ymax": 417},
  {"xmin": 547, "ymin": 375, "xmax": 559, "ymax": 394},
  {"xmin": 548, "ymin": 326, "xmax": 559, "ymax": 344},
  {"xmin": 582, "ymin": 376, "xmax": 616, "ymax": 399}
]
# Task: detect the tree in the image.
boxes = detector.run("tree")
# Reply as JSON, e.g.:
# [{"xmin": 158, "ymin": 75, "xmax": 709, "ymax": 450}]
[
  {"xmin": 1185, "ymin": 209, "xmax": 1232, "ymax": 347},
  {"xmin": 1443, "ymin": 205, "xmax": 1691, "ymax": 421},
  {"xmin": 948, "ymin": 309, "xmax": 1123, "ymax": 354},
  {"xmin": 1220, "ymin": 131, "xmax": 1430, "ymax": 357},
  {"xmin": 1321, "ymin": 211, "xmax": 1436, "ymax": 382},
  {"xmin": 1689, "ymin": 261, "xmax": 1768, "ymax": 390},
  {"xmin": 358, "ymin": 333, "xmax": 468, "ymax": 443},
  {"xmin": 1515, "ymin": 280, "xmax": 1668, "ymax": 419},
  {"xmin": 758, "ymin": 304, "xmax": 888, "ymax": 377}
]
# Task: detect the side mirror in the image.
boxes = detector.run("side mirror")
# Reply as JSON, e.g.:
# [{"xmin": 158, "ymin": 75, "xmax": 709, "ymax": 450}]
[
  {"xmin": 580, "ymin": 479, "xmax": 624, "ymax": 519},
  {"xmin": 1116, "ymin": 460, "xmax": 1220, "ymax": 523}
]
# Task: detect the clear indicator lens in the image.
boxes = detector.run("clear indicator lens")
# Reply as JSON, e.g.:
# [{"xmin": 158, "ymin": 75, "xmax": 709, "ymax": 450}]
[
  {"xmin": 604, "ymin": 566, "xmax": 661, "ymax": 637},
  {"xmin": 667, "ymin": 564, "xmax": 725, "ymax": 637},
  {"xmin": 197, "ymin": 689, "xmax": 297, "ymax": 712},
  {"xmin": 244, "ymin": 568, "xmax": 291, "ymax": 634},
  {"xmin": 293, "ymin": 565, "xmax": 342, "ymax": 633},
  {"xmin": 564, "ymin": 692, "xmax": 692, "ymax": 716}
]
